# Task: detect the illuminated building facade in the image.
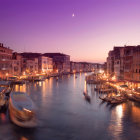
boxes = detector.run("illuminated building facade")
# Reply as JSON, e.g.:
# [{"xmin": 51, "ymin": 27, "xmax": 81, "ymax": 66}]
[
  {"xmin": 43, "ymin": 53, "xmax": 70, "ymax": 74},
  {"xmin": 0, "ymin": 43, "xmax": 13, "ymax": 78},
  {"xmin": 107, "ymin": 50, "xmax": 114, "ymax": 76},
  {"xmin": 20, "ymin": 53, "xmax": 40, "ymax": 74},
  {"xmin": 38, "ymin": 56, "xmax": 53, "ymax": 74},
  {"xmin": 12, "ymin": 52, "xmax": 22, "ymax": 76}
]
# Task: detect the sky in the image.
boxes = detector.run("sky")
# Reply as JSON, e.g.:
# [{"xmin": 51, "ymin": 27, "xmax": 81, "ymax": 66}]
[{"xmin": 1, "ymin": 0, "xmax": 140, "ymax": 63}]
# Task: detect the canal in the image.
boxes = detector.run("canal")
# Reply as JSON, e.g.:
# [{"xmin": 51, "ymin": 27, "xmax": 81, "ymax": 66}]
[{"xmin": 0, "ymin": 73, "xmax": 140, "ymax": 140}]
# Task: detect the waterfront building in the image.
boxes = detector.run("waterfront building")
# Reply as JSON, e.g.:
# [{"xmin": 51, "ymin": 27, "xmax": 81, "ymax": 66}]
[
  {"xmin": 114, "ymin": 47, "xmax": 124, "ymax": 80},
  {"xmin": 70, "ymin": 62, "xmax": 81, "ymax": 73},
  {"xmin": 70, "ymin": 62, "xmax": 95, "ymax": 73},
  {"xmin": 43, "ymin": 53, "xmax": 70, "ymax": 74},
  {"xmin": 123, "ymin": 46, "xmax": 134, "ymax": 81},
  {"xmin": 20, "ymin": 53, "xmax": 40, "ymax": 75},
  {"xmin": 107, "ymin": 50, "xmax": 114, "ymax": 76},
  {"xmin": 80, "ymin": 62, "xmax": 93, "ymax": 72},
  {"xmin": 0, "ymin": 43, "xmax": 13, "ymax": 79},
  {"xmin": 107, "ymin": 45, "xmax": 140, "ymax": 89},
  {"xmin": 102, "ymin": 62, "xmax": 107, "ymax": 74},
  {"xmin": 132, "ymin": 46, "xmax": 140, "ymax": 89},
  {"xmin": 12, "ymin": 52, "xmax": 22, "ymax": 76},
  {"xmin": 38, "ymin": 56, "xmax": 53, "ymax": 74}
]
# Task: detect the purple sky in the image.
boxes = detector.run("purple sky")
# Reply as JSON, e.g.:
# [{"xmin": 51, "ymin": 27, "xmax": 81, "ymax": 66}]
[{"xmin": 1, "ymin": 0, "xmax": 140, "ymax": 63}]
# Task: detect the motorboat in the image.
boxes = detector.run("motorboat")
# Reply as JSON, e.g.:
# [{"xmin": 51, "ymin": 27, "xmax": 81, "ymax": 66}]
[
  {"xmin": 0, "ymin": 87, "xmax": 8, "ymax": 110},
  {"xmin": 9, "ymin": 92, "xmax": 37, "ymax": 127}
]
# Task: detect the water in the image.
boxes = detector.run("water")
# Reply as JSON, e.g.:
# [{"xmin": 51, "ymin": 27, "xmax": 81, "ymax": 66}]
[{"xmin": 0, "ymin": 73, "xmax": 140, "ymax": 140}]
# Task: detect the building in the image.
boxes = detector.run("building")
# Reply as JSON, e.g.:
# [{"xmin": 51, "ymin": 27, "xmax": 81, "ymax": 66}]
[
  {"xmin": 70, "ymin": 62, "xmax": 81, "ymax": 73},
  {"xmin": 0, "ymin": 43, "xmax": 13, "ymax": 78},
  {"xmin": 132, "ymin": 46, "xmax": 140, "ymax": 89},
  {"xmin": 70, "ymin": 61, "xmax": 96, "ymax": 73},
  {"xmin": 123, "ymin": 46, "xmax": 134, "ymax": 81},
  {"xmin": 20, "ymin": 53, "xmax": 40, "ymax": 75},
  {"xmin": 107, "ymin": 45, "xmax": 140, "ymax": 89},
  {"xmin": 102, "ymin": 62, "xmax": 107, "ymax": 74},
  {"xmin": 107, "ymin": 50, "xmax": 114, "ymax": 76},
  {"xmin": 38, "ymin": 56, "xmax": 53, "ymax": 74},
  {"xmin": 12, "ymin": 52, "xmax": 22, "ymax": 76},
  {"xmin": 113, "ymin": 47, "xmax": 124, "ymax": 80},
  {"xmin": 133, "ymin": 46, "xmax": 140, "ymax": 82},
  {"xmin": 43, "ymin": 53, "xmax": 70, "ymax": 74}
]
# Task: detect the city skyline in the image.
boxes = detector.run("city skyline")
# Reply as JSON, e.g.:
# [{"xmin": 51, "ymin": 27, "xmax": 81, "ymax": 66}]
[{"xmin": 1, "ymin": 0, "xmax": 140, "ymax": 63}]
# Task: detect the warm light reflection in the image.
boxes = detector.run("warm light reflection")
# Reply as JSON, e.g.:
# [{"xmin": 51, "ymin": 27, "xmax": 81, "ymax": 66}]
[
  {"xmin": 73, "ymin": 73, "xmax": 76, "ymax": 87},
  {"xmin": 49, "ymin": 78, "xmax": 53, "ymax": 93},
  {"xmin": 20, "ymin": 136, "xmax": 28, "ymax": 140},
  {"xmin": 116, "ymin": 105, "xmax": 123, "ymax": 119},
  {"xmin": 84, "ymin": 80, "xmax": 87, "ymax": 92},
  {"xmin": 14, "ymin": 84, "xmax": 26, "ymax": 92},
  {"xmin": 131, "ymin": 105, "xmax": 140, "ymax": 125},
  {"xmin": 79, "ymin": 73, "xmax": 82, "ymax": 84},
  {"xmin": 108, "ymin": 104, "xmax": 123, "ymax": 138},
  {"xmin": 42, "ymin": 81, "xmax": 46, "ymax": 98},
  {"xmin": 39, "ymin": 81, "xmax": 42, "ymax": 87}
]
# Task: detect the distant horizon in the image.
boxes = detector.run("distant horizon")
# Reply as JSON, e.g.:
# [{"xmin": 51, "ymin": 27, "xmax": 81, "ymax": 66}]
[
  {"xmin": 3, "ymin": 42, "xmax": 140, "ymax": 64},
  {"xmin": 2, "ymin": 43, "xmax": 104, "ymax": 64}
]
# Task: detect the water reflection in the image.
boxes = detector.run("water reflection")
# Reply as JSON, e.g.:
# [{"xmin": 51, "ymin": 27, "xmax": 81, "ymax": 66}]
[
  {"xmin": 1, "ymin": 73, "xmax": 140, "ymax": 140},
  {"xmin": 20, "ymin": 136, "xmax": 28, "ymax": 140},
  {"xmin": 108, "ymin": 104, "xmax": 123, "ymax": 139},
  {"xmin": 73, "ymin": 73, "xmax": 76, "ymax": 88},
  {"xmin": 84, "ymin": 80, "xmax": 87, "ymax": 92},
  {"xmin": 15, "ymin": 84, "xmax": 26, "ymax": 92}
]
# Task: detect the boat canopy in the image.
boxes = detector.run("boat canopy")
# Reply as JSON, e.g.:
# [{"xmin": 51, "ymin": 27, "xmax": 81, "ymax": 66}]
[
  {"xmin": 120, "ymin": 85, "xmax": 128, "ymax": 88},
  {"xmin": 0, "ymin": 81, "xmax": 11, "ymax": 86},
  {"xmin": 11, "ymin": 92, "xmax": 34, "ymax": 111}
]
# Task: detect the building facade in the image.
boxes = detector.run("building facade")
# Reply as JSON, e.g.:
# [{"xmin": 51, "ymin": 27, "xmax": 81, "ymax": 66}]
[
  {"xmin": 107, "ymin": 45, "xmax": 140, "ymax": 89},
  {"xmin": 107, "ymin": 50, "xmax": 114, "ymax": 76},
  {"xmin": 123, "ymin": 46, "xmax": 134, "ymax": 81},
  {"xmin": 20, "ymin": 53, "xmax": 40, "ymax": 75},
  {"xmin": 44, "ymin": 53, "xmax": 70, "ymax": 74},
  {"xmin": 133, "ymin": 46, "xmax": 140, "ymax": 88},
  {"xmin": 38, "ymin": 56, "xmax": 53, "ymax": 74},
  {"xmin": 113, "ymin": 47, "xmax": 124, "ymax": 80},
  {"xmin": 12, "ymin": 53, "xmax": 22, "ymax": 76},
  {"xmin": 0, "ymin": 43, "xmax": 13, "ymax": 78}
]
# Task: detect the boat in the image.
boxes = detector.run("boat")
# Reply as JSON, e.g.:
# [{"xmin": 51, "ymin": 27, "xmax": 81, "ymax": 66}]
[
  {"xmin": 0, "ymin": 87, "xmax": 8, "ymax": 110},
  {"xmin": 99, "ymin": 96, "xmax": 107, "ymax": 101},
  {"xmin": 83, "ymin": 91, "xmax": 91, "ymax": 103},
  {"xmin": 56, "ymin": 77, "xmax": 59, "ymax": 81},
  {"xmin": 99, "ymin": 96, "xmax": 113, "ymax": 102},
  {"xmin": 110, "ymin": 97, "xmax": 127, "ymax": 104},
  {"xmin": 0, "ymin": 81, "xmax": 13, "ymax": 97},
  {"xmin": 99, "ymin": 88, "xmax": 113, "ymax": 93},
  {"xmin": 110, "ymin": 96, "xmax": 127, "ymax": 104},
  {"xmin": 12, "ymin": 80, "xmax": 25, "ymax": 85},
  {"xmin": 9, "ymin": 92, "xmax": 37, "ymax": 127},
  {"xmin": 127, "ymin": 93, "xmax": 140, "ymax": 102}
]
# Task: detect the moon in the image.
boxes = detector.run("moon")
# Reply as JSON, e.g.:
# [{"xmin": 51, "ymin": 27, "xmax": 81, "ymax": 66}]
[{"xmin": 72, "ymin": 13, "xmax": 75, "ymax": 18}]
